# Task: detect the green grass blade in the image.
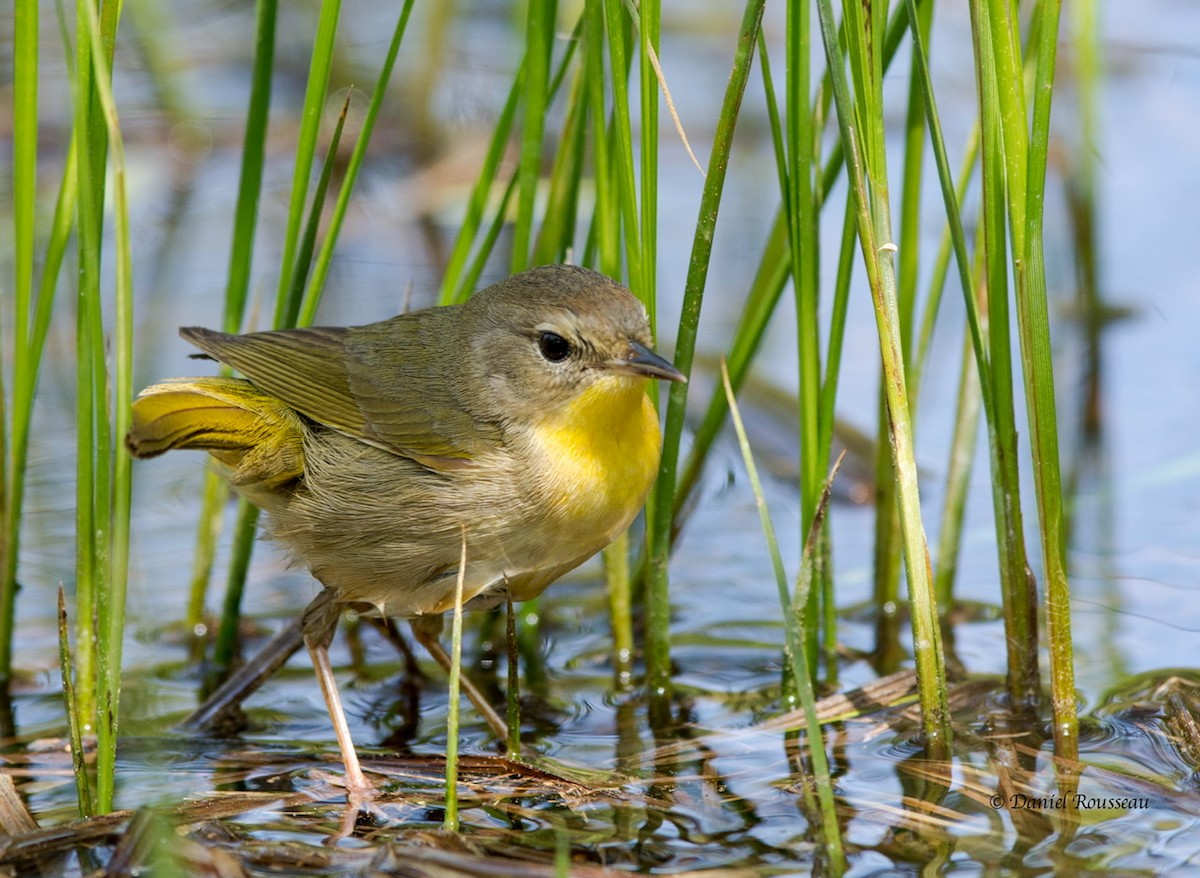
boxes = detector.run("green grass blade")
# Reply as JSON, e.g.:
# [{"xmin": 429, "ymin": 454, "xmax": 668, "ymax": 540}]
[
  {"xmin": 634, "ymin": 2, "xmax": 918, "ymax": 662},
  {"xmin": 438, "ymin": 76, "xmax": 521, "ymax": 303},
  {"xmin": 912, "ymin": 128, "xmax": 980, "ymax": 390},
  {"xmin": 934, "ymin": 335, "xmax": 983, "ymax": 607},
  {"xmin": 458, "ymin": 173, "xmax": 520, "ymax": 299},
  {"xmin": 203, "ymin": 0, "xmax": 278, "ymax": 675},
  {"xmin": 673, "ymin": 208, "xmax": 788, "ymax": 531},
  {"xmin": 72, "ymin": 0, "xmax": 109, "ymax": 739},
  {"xmin": 924, "ymin": 209, "xmax": 985, "ymax": 609},
  {"xmin": 869, "ymin": 0, "xmax": 934, "ymax": 637},
  {"xmin": 211, "ymin": 502, "xmax": 262, "ymax": 675},
  {"xmin": 272, "ymin": 0, "xmax": 342, "ymax": 327},
  {"xmin": 722, "ymin": 362, "xmax": 845, "ymax": 873},
  {"xmin": 585, "ymin": 0, "xmax": 619, "ymax": 277},
  {"xmin": 602, "ymin": 0, "xmax": 642, "ymax": 287},
  {"xmin": 298, "ymin": 0, "xmax": 417, "ymax": 327},
  {"xmin": 4, "ymin": 144, "xmax": 78, "ymax": 673},
  {"xmin": 532, "ymin": 62, "xmax": 588, "ymax": 265},
  {"xmin": 815, "ymin": 197, "xmax": 858, "ymax": 684},
  {"xmin": 971, "ymin": 0, "xmax": 1039, "ymax": 708},
  {"xmin": 586, "ymin": 1, "xmax": 634, "ymax": 681},
  {"xmin": 897, "ymin": 0, "xmax": 932, "ymax": 358},
  {"xmin": 646, "ymin": 0, "xmax": 764, "ymax": 720},
  {"xmin": 903, "ymin": 0, "xmax": 991, "ymax": 407},
  {"xmin": 2, "ymin": 0, "xmax": 40, "ymax": 683},
  {"xmin": 635, "ymin": 0, "xmax": 659, "ymax": 329},
  {"xmin": 777, "ymin": 5, "xmax": 828, "ymax": 665},
  {"xmin": 1019, "ymin": 0, "xmax": 1077, "ymax": 759},
  {"xmin": 820, "ymin": 199, "xmax": 857, "ymax": 474},
  {"xmin": 222, "ymin": 0, "xmax": 276, "ymax": 335},
  {"xmin": 443, "ymin": 536, "xmax": 468, "ymax": 832},
  {"xmin": 784, "ymin": 0, "xmax": 822, "ymax": 560},
  {"xmin": 1066, "ymin": 0, "xmax": 1103, "ymax": 446},
  {"xmin": 58, "ymin": 589, "xmax": 93, "ymax": 816},
  {"xmin": 281, "ymin": 94, "xmax": 351, "ymax": 328},
  {"xmin": 984, "ymin": 0, "xmax": 1029, "ymax": 250},
  {"xmin": 10, "ymin": 0, "xmax": 37, "ymax": 331},
  {"xmin": 80, "ymin": 0, "xmax": 134, "ymax": 814},
  {"xmin": 813, "ymin": 0, "xmax": 949, "ymax": 748},
  {"xmin": 509, "ymin": 0, "xmax": 557, "ymax": 273},
  {"xmin": 441, "ymin": 13, "xmax": 582, "ymax": 303}
]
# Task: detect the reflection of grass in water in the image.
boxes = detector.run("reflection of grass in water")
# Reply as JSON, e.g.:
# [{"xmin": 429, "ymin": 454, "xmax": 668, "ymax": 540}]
[
  {"xmin": 36, "ymin": 671, "xmax": 1199, "ymax": 872},
  {"xmin": 12, "ymin": 667, "xmax": 1196, "ymax": 871},
  {"xmin": 0, "ymin": 0, "xmax": 1120, "ymax": 871}
]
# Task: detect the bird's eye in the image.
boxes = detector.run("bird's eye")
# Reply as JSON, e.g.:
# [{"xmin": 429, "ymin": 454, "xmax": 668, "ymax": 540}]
[{"xmin": 537, "ymin": 331, "xmax": 572, "ymax": 362}]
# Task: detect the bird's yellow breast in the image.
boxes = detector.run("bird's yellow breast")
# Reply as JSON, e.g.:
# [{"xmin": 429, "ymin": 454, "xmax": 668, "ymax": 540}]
[{"xmin": 530, "ymin": 377, "xmax": 661, "ymax": 538}]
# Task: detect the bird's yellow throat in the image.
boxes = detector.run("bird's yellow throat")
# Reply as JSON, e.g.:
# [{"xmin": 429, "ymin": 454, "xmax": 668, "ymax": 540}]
[{"xmin": 531, "ymin": 376, "xmax": 661, "ymax": 533}]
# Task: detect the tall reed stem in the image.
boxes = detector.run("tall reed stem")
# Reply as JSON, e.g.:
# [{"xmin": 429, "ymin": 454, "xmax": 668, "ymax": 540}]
[{"xmin": 814, "ymin": 0, "xmax": 949, "ymax": 747}]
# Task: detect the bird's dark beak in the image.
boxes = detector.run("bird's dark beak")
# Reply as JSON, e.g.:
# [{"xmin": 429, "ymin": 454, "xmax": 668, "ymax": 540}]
[{"xmin": 609, "ymin": 340, "xmax": 687, "ymax": 383}]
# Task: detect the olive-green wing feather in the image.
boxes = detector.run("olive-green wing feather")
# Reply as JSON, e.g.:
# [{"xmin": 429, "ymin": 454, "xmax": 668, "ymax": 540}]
[
  {"xmin": 181, "ymin": 318, "xmax": 493, "ymax": 469},
  {"xmin": 341, "ymin": 312, "xmax": 502, "ymax": 467},
  {"xmin": 181, "ymin": 326, "xmax": 365, "ymax": 437}
]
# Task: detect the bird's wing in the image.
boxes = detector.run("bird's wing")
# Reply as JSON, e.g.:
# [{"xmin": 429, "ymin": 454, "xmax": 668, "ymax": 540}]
[
  {"xmin": 181, "ymin": 320, "xmax": 488, "ymax": 470},
  {"xmin": 342, "ymin": 312, "xmax": 502, "ymax": 468},
  {"xmin": 181, "ymin": 325, "xmax": 365, "ymax": 435}
]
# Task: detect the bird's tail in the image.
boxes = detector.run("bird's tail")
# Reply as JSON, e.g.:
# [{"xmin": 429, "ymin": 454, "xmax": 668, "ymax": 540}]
[{"xmin": 126, "ymin": 376, "xmax": 306, "ymax": 490}]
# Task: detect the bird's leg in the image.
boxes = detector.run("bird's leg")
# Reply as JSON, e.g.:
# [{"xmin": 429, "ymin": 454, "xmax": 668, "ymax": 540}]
[
  {"xmin": 409, "ymin": 615, "xmax": 510, "ymax": 743},
  {"xmin": 182, "ymin": 604, "xmax": 432, "ymax": 734},
  {"xmin": 302, "ymin": 592, "xmax": 372, "ymax": 800},
  {"xmin": 183, "ymin": 589, "xmax": 378, "ymax": 811}
]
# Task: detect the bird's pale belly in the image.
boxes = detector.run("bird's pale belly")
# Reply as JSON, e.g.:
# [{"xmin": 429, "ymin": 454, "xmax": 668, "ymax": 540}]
[{"xmin": 260, "ymin": 379, "xmax": 661, "ymax": 618}]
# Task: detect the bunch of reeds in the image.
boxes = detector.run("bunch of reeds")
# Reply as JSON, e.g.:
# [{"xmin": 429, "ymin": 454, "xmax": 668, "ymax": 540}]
[{"xmin": 4, "ymin": 2, "xmax": 1082, "ymax": 868}]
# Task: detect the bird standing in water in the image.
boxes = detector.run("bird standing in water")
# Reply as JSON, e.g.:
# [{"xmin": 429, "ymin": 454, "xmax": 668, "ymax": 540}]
[{"xmin": 127, "ymin": 264, "xmax": 685, "ymax": 796}]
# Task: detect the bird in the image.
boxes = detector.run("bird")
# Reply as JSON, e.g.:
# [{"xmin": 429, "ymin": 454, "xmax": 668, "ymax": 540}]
[{"xmin": 126, "ymin": 264, "xmax": 685, "ymax": 796}]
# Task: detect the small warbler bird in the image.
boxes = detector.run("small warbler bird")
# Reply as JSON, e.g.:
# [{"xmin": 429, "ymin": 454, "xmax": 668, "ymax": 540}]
[{"xmin": 127, "ymin": 264, "xmax": 684, "ymax": 795}]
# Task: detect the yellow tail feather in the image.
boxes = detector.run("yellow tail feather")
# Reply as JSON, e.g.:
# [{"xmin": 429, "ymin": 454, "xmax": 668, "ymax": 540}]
[{"xmin": 126, "ymin": 377, "xmax": 306, "ymax": 491}]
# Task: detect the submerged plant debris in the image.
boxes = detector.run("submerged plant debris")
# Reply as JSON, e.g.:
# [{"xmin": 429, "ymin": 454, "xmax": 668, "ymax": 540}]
[{"xmin": 4, "ymin": 670, "xmax": 1200, "ymax": 873}]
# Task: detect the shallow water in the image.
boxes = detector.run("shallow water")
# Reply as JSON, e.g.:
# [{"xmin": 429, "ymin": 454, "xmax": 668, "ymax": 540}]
[{"xmin": 5, "ymin": 1, "xmax": 1200, "ymax": 874}]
